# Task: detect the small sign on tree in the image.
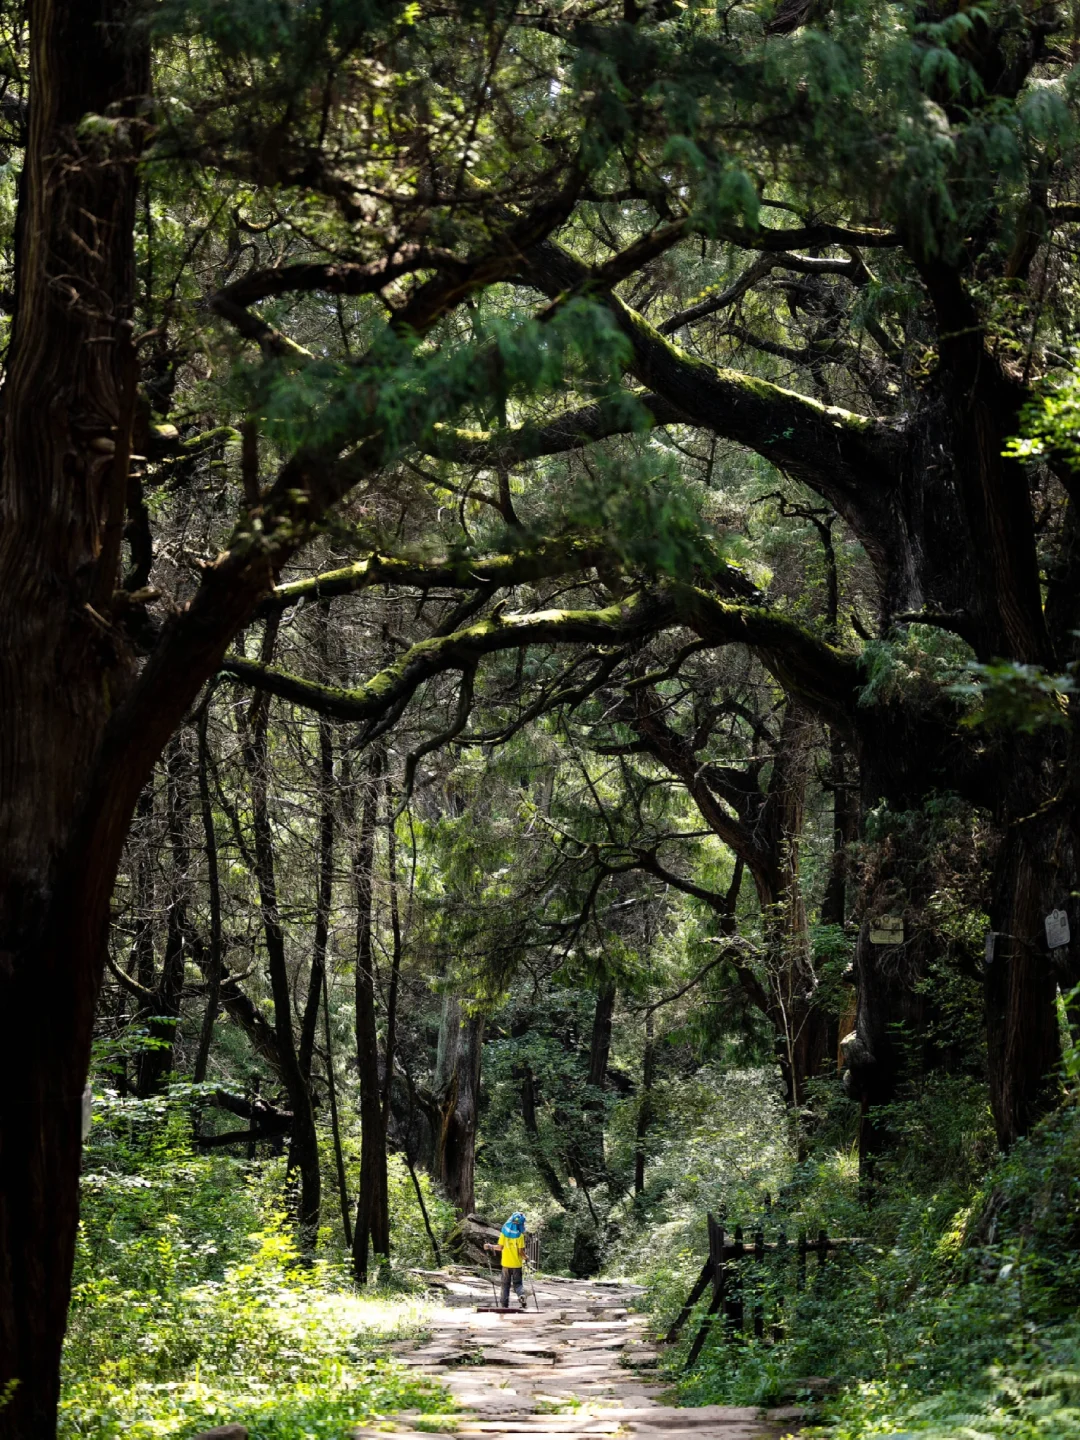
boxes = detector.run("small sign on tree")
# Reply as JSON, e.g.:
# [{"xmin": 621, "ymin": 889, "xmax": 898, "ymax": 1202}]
[
  {"xmin": 869, "ymin": 915, "xmax": 904, "ymax": 946},
  {"xmin": 1045, "ymin": 910, "xmax": 1071, "ymax": 951}
]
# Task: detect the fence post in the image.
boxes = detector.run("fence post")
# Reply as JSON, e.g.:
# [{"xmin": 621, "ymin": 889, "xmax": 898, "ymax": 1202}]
[
  {"xmin": 665, "ymin": 1255, "xmax": 714, "ymax": 1343},
  {"xmin": 685, "ymin": 1212, "xmax": 725, "ymax": 1368},
  {"xmin": 773, "ymin": 1230, "xmax": 787, "ymax": 1343},
  {"xmin": 679, "ymin": 1213, "xmax": 858, "ymax": 1368},
  {"xmin": 728, "ymin": 1225, "xmax": 744, "ymax": 1333}
]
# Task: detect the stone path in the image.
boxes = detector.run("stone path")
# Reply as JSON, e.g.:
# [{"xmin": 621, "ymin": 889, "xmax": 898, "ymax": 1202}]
[{"xmin": 356, "ymin": 1269, "xmax": 802, "ymax": 1440}]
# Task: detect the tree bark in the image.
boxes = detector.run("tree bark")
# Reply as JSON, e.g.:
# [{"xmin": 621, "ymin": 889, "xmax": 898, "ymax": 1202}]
[
  {"xmin": 322, "ymin": 963, "xmax": 354, "ymax": 1249},
  {"xmin": 136, "ymin": 733, "xmax": 193, "ymax": 1095},
  {"xmin": 240, "ymin": 618, "xmax": 321, "ymax": 1249},
  {"xmin": 985, "ymin": 809, "xmax": 1073, "ymax": 1144},
  {"xmin": 352, "ymin": 750, "xmax": 389, "ymax": 1281},
  {"xmin": 299, "ymin": 710, "xmax": 335, "ymax": 1083},
  {"xmin": 433, "ymin": 995, "xmax": 484, "ymax": 1216},
  {"xmin": 634, "ymin": 1010, "xmax": 655, "ymax": 1196},
  {"xmin": 193, "ymin": 701, "xmax": 225, "ymax": 1086},
  {"xmin": 0, "ymin": 5, "xmax": 151, "ymax": 1433}
]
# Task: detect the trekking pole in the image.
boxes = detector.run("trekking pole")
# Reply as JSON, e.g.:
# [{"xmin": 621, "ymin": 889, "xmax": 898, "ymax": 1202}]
[
  {"xmin": 484, "ymin": 1249, "xmax": 499, "ymax": 1308},
  {"xmin": 527, "ymin": 1257, "xmax": 541, "ymax": 1313}
]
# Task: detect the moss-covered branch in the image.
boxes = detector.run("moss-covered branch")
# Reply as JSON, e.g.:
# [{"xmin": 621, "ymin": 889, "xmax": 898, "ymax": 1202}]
[
  {"xmin": 425, "ymin": 392, "xmax": 691, "ymax": 466},
  {"xmin": 677, "ymin": 584, "xmax": 860, "ymax": 728},
  {"xmin": 605, "ymin": 291, "xmax": 903, "ymax": 514},
  {"xmin": 263, "ymin": 538, "xmax": 612, "ymax": 613},
  {"xmin": 519, "ymin": 238, "xmax": 905, "ymax": 550},
  {"xmin": 221, "ymin": 593, "xmax": 675, "ymax": 724},
  {"xmin": 227, "ymin": 582, "xmax": 860, "ymax": 735}
]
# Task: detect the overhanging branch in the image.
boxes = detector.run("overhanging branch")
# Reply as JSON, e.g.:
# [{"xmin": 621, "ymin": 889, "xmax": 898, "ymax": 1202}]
[
  {"xmin": 227, "ymin": 582, "xmax": 860, "ymax": 738},
  {"xmin": 425, "ymin": 391, "xmax": 691, "ymax": 466},
  {"xmin": 221, "ymin": 592, "xmax": 674, "ymax": 725},
  {"xmin": 262, "ymin": 538, "xmax": 609, "ymax": 614}
]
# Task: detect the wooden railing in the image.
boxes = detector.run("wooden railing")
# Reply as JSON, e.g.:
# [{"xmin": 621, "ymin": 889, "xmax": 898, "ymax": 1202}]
[
  {"xmin": 526, "ymin": 1232, "xmax": 540, "ymax": 1268},
  {"xmin": 666, "ymin": 1211, "xmax": 869, "ymax": 1368}
]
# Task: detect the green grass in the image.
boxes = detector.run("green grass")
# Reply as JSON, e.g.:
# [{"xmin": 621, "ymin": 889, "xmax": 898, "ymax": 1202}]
[{"xmin": 63, "ymin": 1162, "xmax": 452, "ymax": 1440}]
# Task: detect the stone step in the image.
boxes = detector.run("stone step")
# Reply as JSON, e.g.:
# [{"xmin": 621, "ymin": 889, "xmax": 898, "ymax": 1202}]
[{"xmin": 389, "ymin": 1270, "xmax": 795, "ymax": 1440}]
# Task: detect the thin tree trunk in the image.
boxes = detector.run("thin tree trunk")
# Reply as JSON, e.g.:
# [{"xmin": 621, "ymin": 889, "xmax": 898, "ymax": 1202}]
[
  {"xmin": 322, "ymin": 963, "xmax": 353, "ymax": 1248},
  {"xmin": 574, "ymin": 979, "xmax": 615, "ymax": 1184},
  {"xmin": 382, "ymin": 780, "xmax": 403, "ymax": 1119},
  {"xmin": 130, "ymin": 786, "xmax": 157, "ymax": 991},
  {"xmin": 634, "ymin": 1011, "xmax": 655, "ymax": 1196},
  {"xmin": 137, "ymin": 733, "xmax": 192, "ymax": 1095},
  {"xmin": 299, "ymin": 710, "xmax": 335, "ymax": 1082},
  {"xmin": 520, "ymin": 1061, "xmax": 567, "ymax": 1204},
  {"xmin": 404, "ymin": 1147, "xmax": 442, "ymax": 1265},
  {"xmin": 194, "ymin": 700, "xmax": 225, "ymax": 1085},
  {"xmin": 353, "ymin": 750, "xmax": 389, "ymax": 1281},
  {"xmin": 240, "ymin": 617, "xmax": 321, "ymax": 1248},
  {"xmin": 821, "ymin": 729, "xmax": 854, "ymax": 930},
  {"xmin": 587, "ymin": 980, "xmax": 616, "ymax": 1089}
]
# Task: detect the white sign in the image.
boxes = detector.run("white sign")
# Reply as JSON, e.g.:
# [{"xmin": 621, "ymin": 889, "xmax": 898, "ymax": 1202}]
[
  {"xmin": 870, "ymin": 915, "xmax": 904, "ymax": 946},
  {"xmin": 1045, "ymin": 910, "xmax": 1071, "ymax": 951},
  {"xmin": 984, "ymin": 931, "xmax": 997, "ymax": 965}
]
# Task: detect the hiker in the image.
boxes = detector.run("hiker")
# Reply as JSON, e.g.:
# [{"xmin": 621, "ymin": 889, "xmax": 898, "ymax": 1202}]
[{"xmin": 485, "ymin": 1210, "xmax": 528, "ymax": 1309}]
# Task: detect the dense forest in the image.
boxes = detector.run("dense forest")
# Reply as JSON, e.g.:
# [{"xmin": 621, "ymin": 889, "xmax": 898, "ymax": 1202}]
[{"xmin": 4, "ymin": 0, "xmax": 1080, "ymax": 1437}]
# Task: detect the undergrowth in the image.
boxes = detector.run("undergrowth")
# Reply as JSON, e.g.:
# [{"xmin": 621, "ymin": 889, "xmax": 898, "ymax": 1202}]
[
  {"xmin": 625, "ymin": 1064, "xmax": 1080, "ymax": 1439},
  {"xmin": 61, "ymin": 1089, "xmax": 453, "ymax": 1440}
]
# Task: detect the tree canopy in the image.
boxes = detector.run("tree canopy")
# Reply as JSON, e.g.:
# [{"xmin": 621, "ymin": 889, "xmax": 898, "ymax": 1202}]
[{"xmin": 4, "ymin": 1, "xmax": 1080, "ymax": 1437}]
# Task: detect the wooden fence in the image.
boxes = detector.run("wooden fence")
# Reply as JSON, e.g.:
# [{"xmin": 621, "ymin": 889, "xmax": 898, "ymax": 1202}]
[
  {"xmin": 526, "ymin": 1232, "xmax": 540, "ymax": 1268},
  {"xmin": 666, "ymin": 1211, "xmax": 869, "ymax": 1368}
]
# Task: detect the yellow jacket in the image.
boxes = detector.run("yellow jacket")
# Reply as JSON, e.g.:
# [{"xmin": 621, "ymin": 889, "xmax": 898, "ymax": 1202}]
[{"xmin": 498, "ymin": 1233, "xmax": 526, "ymax": 1268}]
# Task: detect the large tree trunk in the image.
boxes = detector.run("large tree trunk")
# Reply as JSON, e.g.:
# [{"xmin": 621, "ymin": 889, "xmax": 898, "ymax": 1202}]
[
  {"xmin": 985, "ymin": 806, "xmax": 1072, "ymax": 1145},
  {"xmin": 837, "ymin": 312, "xmax": 1068, "ymax": 1156},
  {"xmin": 0, "ymin": 5, "xmax": 151, "ymax": 1434},
  {"xmin": 433, "ymin": 996, "xmax": 484, "ymax": 1215}
]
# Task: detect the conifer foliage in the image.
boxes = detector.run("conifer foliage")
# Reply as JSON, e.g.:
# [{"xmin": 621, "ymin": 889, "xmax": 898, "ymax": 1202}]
[{"xmin": 1, "ymin": 1, "xmax": 1080, "ymax": 1436}]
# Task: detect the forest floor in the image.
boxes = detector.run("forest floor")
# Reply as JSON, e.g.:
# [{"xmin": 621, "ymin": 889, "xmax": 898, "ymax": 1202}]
[{"xmin": 364, "ymin": 1269, "xmax": 803, "ymax": 1440}]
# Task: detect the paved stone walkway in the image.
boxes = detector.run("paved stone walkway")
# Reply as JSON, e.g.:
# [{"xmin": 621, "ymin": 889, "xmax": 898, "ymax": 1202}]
[{"xmin": 355, "ymin": 1269, "xmax": 802, "ymax": 1440}]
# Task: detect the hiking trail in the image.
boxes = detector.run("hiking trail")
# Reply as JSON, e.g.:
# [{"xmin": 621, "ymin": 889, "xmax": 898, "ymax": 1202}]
[{"xmin": 358, "ymin": 1269, "xmax": 803, "ymax": 1440}]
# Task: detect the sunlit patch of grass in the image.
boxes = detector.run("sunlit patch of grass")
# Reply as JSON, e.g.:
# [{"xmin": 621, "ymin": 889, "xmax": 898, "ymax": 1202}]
[{"xmin": 60, "ymin": 1224, "xmax": 451, "ymax": 1440}]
